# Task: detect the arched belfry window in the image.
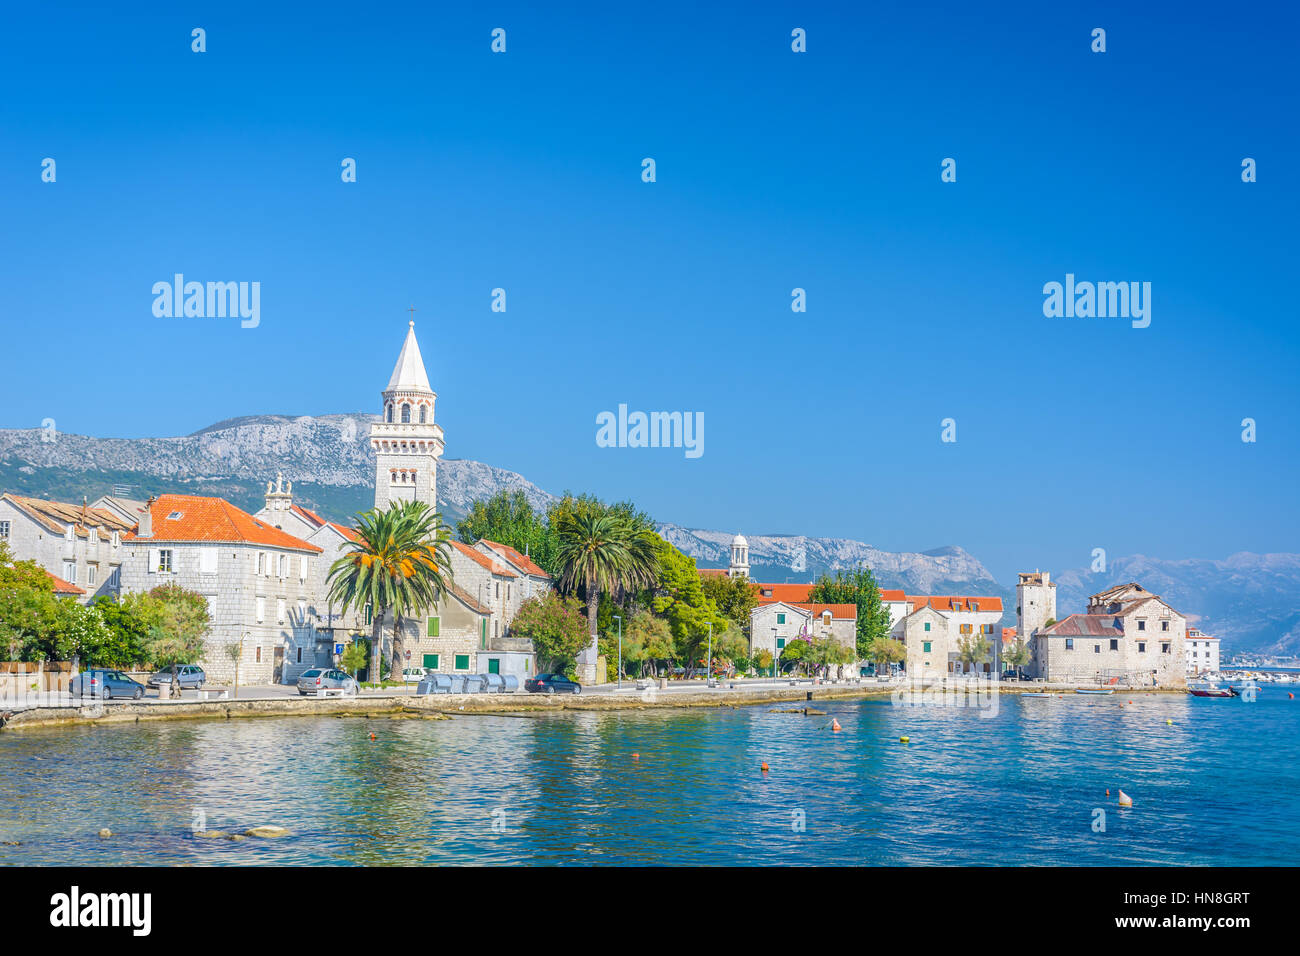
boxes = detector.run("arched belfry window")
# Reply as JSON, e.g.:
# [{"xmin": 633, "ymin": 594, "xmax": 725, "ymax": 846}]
[
  {"xmin": 419, "ymin": 405, "xmax": 427, "ymax": 423},
  {"xmin": 385, "ymin": 403, "xmax": 393, "ymax": 423},
  {"xmin": 401, "ymin": 403, "xmax": 411, "ymax": 423}
]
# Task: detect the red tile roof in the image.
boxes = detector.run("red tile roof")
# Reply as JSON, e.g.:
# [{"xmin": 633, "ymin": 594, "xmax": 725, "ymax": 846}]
[
  {"xmin": 1042, "ymin": 614, "xmax": 1123, "ymax": 637},
  {"xmin": 880, "ymin": 589, "xmax": 907, "ymax": 602},
  {"xmin": 290, "ymin": 504, "xmax": 360, "ymax": 542},
  {"xmin": 906, "ymin": 594, "xmax": 1004, "ymax": 613},
  {"xmin": 755, "ymin": 583, "xmax": 815, "ymax": 604},
  {"xmin": 698, "ymin": 568, "xmax": 729, "ymax": 578},
  {"xmin": 46, "ymin": 570, "xmax": 85, "ymax": 595},
  {"xmin": 1002, "ymin": 627, "xmax": 1017, "ymax": 644},
  {"xmin": 126, "ymin": 495, "xmax": 322, "ymax": 553},
  {"xmin": 765, "ymin": 601, "xmax": 858, "ymax": 620},
  {"xmin": 450, "ymin": 539, "xmax": 516, "ymax": 577},
  {"xmin": 480, "ymin": 539, "xmax": 549, "ymax": 578}
]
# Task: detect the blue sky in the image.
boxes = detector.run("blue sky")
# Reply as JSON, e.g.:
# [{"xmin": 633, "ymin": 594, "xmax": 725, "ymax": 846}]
[{"xmin": 2, "ymin": 1, "xmax": 1297, "ymax": 582}]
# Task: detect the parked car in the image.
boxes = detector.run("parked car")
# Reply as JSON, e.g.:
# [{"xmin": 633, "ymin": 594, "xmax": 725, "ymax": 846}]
[
  {"xmin": 524, "ymin": 673, "xmax": 582, "ymax": 695},
  {"xmin": 1001, "ymin": 671, "xmax": 1021, "ymax": 682},
  {"xmin": 401, "ymin": 667, "xmax": 427, "ymax": 683},
  {"xmin": 297, "ymin": 668, "xmax": 359, "ymax": 697},
  {"xmin": 147, "ymin": 664, "xmax": 206, "ymax": 690},
  {"xmin": 69, "ymin": 669, "xmax": 145, "ymax": 700}
]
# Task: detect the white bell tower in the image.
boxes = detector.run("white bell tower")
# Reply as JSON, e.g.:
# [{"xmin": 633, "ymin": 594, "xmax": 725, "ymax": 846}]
[
  {"xmin": 371, "ymin": 320, "xmax": 444, "ymax": 511},
  {"xmin": 728, "ymin": 533, "xmax": 750, "ymax": 579}
]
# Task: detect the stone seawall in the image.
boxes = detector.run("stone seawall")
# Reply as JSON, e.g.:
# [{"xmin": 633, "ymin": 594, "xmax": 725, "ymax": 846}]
[{"xmin": 0, "ymin": 683, "xmax": 1183, "ymax": 732}]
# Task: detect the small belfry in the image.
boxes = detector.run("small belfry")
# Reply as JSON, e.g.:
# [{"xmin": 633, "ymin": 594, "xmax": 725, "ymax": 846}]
[{"xmin": 371, "ymin": 319, "xmax": 444, "ymax": 510}]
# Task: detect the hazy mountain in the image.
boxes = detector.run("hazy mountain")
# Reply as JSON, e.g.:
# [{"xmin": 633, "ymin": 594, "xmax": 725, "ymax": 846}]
[
  {"xmin": 3, "ymin": 414, "xmax": 1298, "ymax": 653},
  {"xmin": 1054, "ymin": 553, "xmax": 1300, "ymax": 657}
]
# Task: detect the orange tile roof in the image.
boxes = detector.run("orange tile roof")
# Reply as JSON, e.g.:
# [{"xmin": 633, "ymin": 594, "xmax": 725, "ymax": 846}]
[
  {"xmin": 45, "ymin": 569, "xmax": 85, "ymax": 595},
  {"xmin": 1002, "ymin": 627, "xmax": 1017, "ymax": 643},
  {"xmin": 880, "ymin": 589, "xmax": 907, "ymax": 602},
  {"xmin": 698, "ymin": 568, "xmax": 729, "ymax": 578},
  {"xmin": 764, "ymin": 601, "xmax": 858, "ymax": 619},
  {"xmin": 480, "ymin": 539, "xmax": 549, "ymax": 578},
  {"xmin": 450, "ymin": 539, "xmax": 516, "ymax": 577},
  {"xmin": 755, "ymin": 583, "xmax": 815, "ymax": 604},
  {"xmin": 126, "ymin": 495, "xmax": 322, "ymax": 553},
  {"xmin": 906, "ymin": 594, "xmax": 1004, "ymax": 613}
]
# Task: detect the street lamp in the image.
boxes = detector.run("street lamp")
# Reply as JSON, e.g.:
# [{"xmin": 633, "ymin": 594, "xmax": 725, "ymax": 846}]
[
  {"xmin": 614, "ymin": 615, "xmax": 623, "ymax": 690},
  {"xmin": 706, "ymin": 622, "xmax": 713, "ymax": 687},
  {"xmin": 772, "ymin": 626, "xmax": 779, "ymax": 685}
]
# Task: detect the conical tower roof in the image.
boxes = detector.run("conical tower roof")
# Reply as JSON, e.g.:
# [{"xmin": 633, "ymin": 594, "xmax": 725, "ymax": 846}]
[{"xmin": 386, "ymin": 321, "xmax": 432, "ymax": 393}]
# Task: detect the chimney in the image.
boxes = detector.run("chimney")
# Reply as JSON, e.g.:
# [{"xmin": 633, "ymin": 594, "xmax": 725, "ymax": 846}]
[{"xmin": 138, "ymin": 496, "xmax": 155, "ymax": 538}]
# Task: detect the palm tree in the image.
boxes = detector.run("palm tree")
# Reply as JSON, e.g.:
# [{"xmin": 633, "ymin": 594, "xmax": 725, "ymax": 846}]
[
  {"xmin": 327, "ymin": 501, "xmax": 453, "ymax": 683},
  {"xmin": 553, "ymin": 507, "xmax": 658, "ymax": 682}
]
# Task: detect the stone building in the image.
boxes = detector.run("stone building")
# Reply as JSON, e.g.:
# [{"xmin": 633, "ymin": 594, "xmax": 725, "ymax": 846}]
[
  {"xmin": 1015, "ymin": 570, "xmax": 1057, "ymax": 676},
  {"xmin": 750, "ymin": 601, "xmax": 858, "ymax": 673},
  {"xmin": 1035, "ymin": 582, "xmax": 1187, "ymax": 687},
  {"xmin": 892, "ymin": 594, "xmax": 1005, "ymax": 676},
  {"xmin": 0, "ymin": 494, "xmax": 134, "ymax": 603},
  {"xmin": 119, "ymin": 493, "xmax": 323, "ymax": 685}
]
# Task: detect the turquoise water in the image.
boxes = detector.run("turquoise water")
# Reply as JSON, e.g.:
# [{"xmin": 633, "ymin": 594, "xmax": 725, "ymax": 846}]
[{"xmin": 2, "ymin": 692, "xmax": 1298, "ymax": 865}]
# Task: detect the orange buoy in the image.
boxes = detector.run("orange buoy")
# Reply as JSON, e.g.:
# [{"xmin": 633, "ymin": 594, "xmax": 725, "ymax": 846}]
[
  {"xmin": 632, "ymin": 752, "xmax": 640, "ymax": 760},
  {"xmin": 1118, "ymin": 790, "xmax": 1133, "ymax": 807},
  {"xmin": 1106, "ymin": 789, "xmax": 1110, "ymax": 796},
  {"xmin": 831, "ymin": 718, "xmax": 842, "ymax": 732},
  {"xmin": 761, "ymin": 761, "xmax": 770, "ymax": 773},
  {"xmin": 1290, "ymin": 693, "xmax": 1295, "ymax": 700},
  {"xmin": 368, "ymin": 732, "xmax": 375, "ymax": 741}
]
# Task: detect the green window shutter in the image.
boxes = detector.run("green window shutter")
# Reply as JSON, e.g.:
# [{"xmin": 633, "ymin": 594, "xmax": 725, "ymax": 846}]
[
  {"xmin": 454, "ymin": 654, "xmax": 469, "ymax": 671},
  {"xmin": 488, "ymin": 658, "xmax": 500, "ymax": 674},
  {"xmin": 924, "ymin": 622, "xmax": 930, "ymax": 632},
  {"xmin": 777, "ymin": 638, "xmax": 785, "ymax": 649},
  {"xmin": 427, "ymin": 616, "xmax": 440, "ymax": 637},
  {"xmin": 423, "ymin": 654, "xmax": 439, "ymax": 669},
  {"xmin": 777, "ymin": 613, "xmax": 785, "ymax": 624},
  {"xmin": 923, "ymin": 641, "xmax": 931, "ymax": 653}
]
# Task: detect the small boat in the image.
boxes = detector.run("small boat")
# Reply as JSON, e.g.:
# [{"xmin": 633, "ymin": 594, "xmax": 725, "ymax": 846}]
[
  {"xmin": 1076, "ymin": 688, "xmax": 1113, "ymax": 695},
  {"xmin": 1188, "ymin": 686, "xmax": 1236, "ymax": 698},
  {"xmin": 1022, "ymin": 692, "xmax": 1053, "ymax": 698}
]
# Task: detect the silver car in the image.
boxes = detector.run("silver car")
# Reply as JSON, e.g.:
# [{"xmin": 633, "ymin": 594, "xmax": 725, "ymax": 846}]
[
  {"xmin": 147, "ymin": 664, "xmax": 206, "ymax": 690},
  {"xmin": 296, "ymin": 668, "xmax": 359, "ymax": 697}
]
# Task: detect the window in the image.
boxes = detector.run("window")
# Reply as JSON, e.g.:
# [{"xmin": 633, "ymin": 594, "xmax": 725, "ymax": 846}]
[
  {"xmin": 108, "ymin": 566, "xmax": 120, "ymax": 588},
  {"xmin": 960, "ymin": 624, "xmax": 973, "ymax": 634},
  {"xmin": 0, "ymin": 521, "xmax": 8, "ymax": 539},
  {"xmin": 923, "ymin": 641, "xmax": 932, "ymax": 654},
  {"xmin": 296, "ymin": 648, "xmax": 302, "ymax": 663},
  {"xmin": 158, "ymin": 549, "xmax": 173, "ymax": 573},
  {"xmin": 386, "ymin": 404, "xmax": 393, "ymax": 423},
  {"xmin": 777, "ymin": 613, "xmax": 786, "ymax": 625},
  {"xmin": 364, "ymin": 604, "xmax": 373, "ymax": 625},
  {"xmin": 277, "ymin": 554, "xmax": 287, "ymax": 577},
  {"xmin": 427, "ymin": 616, "xmax": 440, "ymax": 637},
  {"xmin": 1161, "ymin": 643, "xmax": 1171, "ymax": 654},
  {"xmin": 256, "ymin": 597, "xmax": 266, "ymax": 623},
  {"xmin": 62, "ymin": 560, "xmax": 76, "ymax": 583},
  {"xmin": 401, "ymin": 403, "xmax": 411, "ymax": 423},
  {"xmin": 1138, "ymin": 642, "xmax": 1146, "ymax": 653},
  {"xmin": 1161, "ymin": 621, "xmax": 1169, "ymax": 631},
  {"xmin": 1094, "ymin": 644, "xmax": 1100, "ymax": 654},
  {"xmin": 423, "ymin": 654, "xmax": 439, "ymax": 669},
  {"xmin": 111, "ymin": 531, "xmax": 120, "ymax": 547},
  {"xmin": 65, "ymin": 524, "xmax": 75, "ymax": 541},
  {"xmin": 87, "ymin": 565, "xmax": 97, "ymax": 587},
  {"xmin": 495, "ymin": 582, "xmax": 500, "ymax": 599},
  {"xmin": 299, "ymin": 556, "xmax": 309, "ymax": 581},
  {"xmin": 1065, "ymin": 639, "xmax": 1074, "ymax": 650},
  {"xmin": 257, "ymin": 552, "xmax": 266, "ymax": 575},
  {"xmin": 277, "ymin": 598, "xmax": 286, "ymax": 624},
  {"xmin": 454, "ymin": 654, "xmax": 469, "ymax": 671},
  {"xmin": 256, "ymin": 646, "xmax": 262, "ymax": 663},
  {"xmin": 199, "ymin": 548, "xmax": 218, "ymax": 574},
  {"xmin": 1137, "ymin": 620, "xmax": 1146, "ymax": 631},
  {"xmin": 419, "ymin": 405, "xmax": 427, "ymax": 423},
  {"xmin": 1109, "ymin": 639, "xmax": 1118, "ymax": 651},
  {"xmin": 777, "ymin": 638, "xmax": 786, "ymax": 649},
  {"xmin": 88, "ymin": 528, "xmax": 98, "ymax": 545}
]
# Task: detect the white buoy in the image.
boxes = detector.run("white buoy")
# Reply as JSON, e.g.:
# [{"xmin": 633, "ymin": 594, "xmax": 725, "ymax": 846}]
[{"xmin": 1117, "ymin": 790, "xmax": 1133, "ymax": 807}]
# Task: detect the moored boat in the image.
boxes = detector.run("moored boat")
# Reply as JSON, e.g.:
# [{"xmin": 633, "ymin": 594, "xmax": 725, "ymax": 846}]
[
  {"xmin": 1188, "ymin": 686, "xmax": 1237, "ymax": 698},
  {"xmin": 1076, "ymin": 688, "xmax": 1113, "ymax": 695}
]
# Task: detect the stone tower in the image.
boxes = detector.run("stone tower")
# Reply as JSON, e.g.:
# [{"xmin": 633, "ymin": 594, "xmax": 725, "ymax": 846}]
[
  {"xmin": 728, "ymin": 533, "xmax": 750, "ymax": 579},
  {"xmin": 263, "ymin": 472, "xmax": 294, "ymax": 525},
  {"xmin": 370, "ymin": 321, "xmax": 444, "ymax": 511},
  {"xmin": 1016, "ymin": 570, "xmax": 1057, "ymax": 676}
]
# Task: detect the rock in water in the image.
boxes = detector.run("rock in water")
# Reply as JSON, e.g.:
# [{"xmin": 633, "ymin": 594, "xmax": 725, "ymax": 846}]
[
  {"xmin": 245, "ymin": 825, "xmax": 291, "ymax": 839},
  {"xmin": 97, "ymin": 828, "xmax": 112, "ymax": 839}
]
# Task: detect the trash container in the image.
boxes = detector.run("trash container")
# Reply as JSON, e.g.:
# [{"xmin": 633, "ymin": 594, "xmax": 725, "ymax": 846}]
[
  {"xmin": 416, "ymin": 674, "xmax": 452, "ymax": 695},
  {"xmin": 658, "ymin": 677, "xmax": 668, "ymax": 690},
  {"xmin": 462, "ymin": 674, "xmax": 486, "ymax": 694},
  {"xmin": 502, "ymin": 675, "xmax": 519, "ymax": 693},
  {"xmin": 447, "ymin": 674, "xmax": 467, "ymax": 694},
  {"xmin": 482, "ymin": 673, "xmax": 506, "ymax": 694}
]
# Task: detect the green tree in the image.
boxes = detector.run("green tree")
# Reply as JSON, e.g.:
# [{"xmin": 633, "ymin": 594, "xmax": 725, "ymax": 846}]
[
  {"xmin": 807, "ymin": 566, "xmax": 894, "ymax": 660},
  {"xmin": 327, "ymin": 500, "xmax": 454, "ymax": 682},
  {"xmin": 339, "ymin": 640, "xmax": 369, "ymax": 676},
  {"xmin": 1003, "ymin": 638, "xmax": 1031, "ymax": 679},
  {"xmin": 125, "ymin": 582, "xmax": 210, "ymax": 667},
  {"xmin": 753, "ymin": 648, "xmax": 773, "ymax": 674},
  {"xmin": 553, "ymin": 505, "xmax": 659, "ymax": 680},
  {"xmin": 869, "ymin": 637, "xmax": 907, "ymax": 674},
  {"xmin": 957, "ymin": 634, "xmax": 992, "ymax": 676},
  {"xmin": 648, "ymin": 536, "xmax": 727, "ymax": 672},
  {"xmin": 700, "ymin": 574, "xmax": 760, "ymax": 638},
  {"xmin": 456, "ymin": 489, "xmax": 556, "ymax": 574},
  {"xmin": 510, "ymin": 592, "xmax": 590, "ymax": 673},
  {"xmin": 89, "ymin": 597, "xmax": 152, "ymax": 669}
]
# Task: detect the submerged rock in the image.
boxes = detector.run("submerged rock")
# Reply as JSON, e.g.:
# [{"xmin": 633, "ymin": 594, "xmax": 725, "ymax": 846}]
[
  {"xmin": 245, "ymin": 825, "xmax": 290, "ymax": 839},
  {"xmin": 194, "ymin": 830, "xmax": 230, "ymax": 839},
  {"xmin": 97, "ymin": 828, "xmax": 112, "ymax": 839}
]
